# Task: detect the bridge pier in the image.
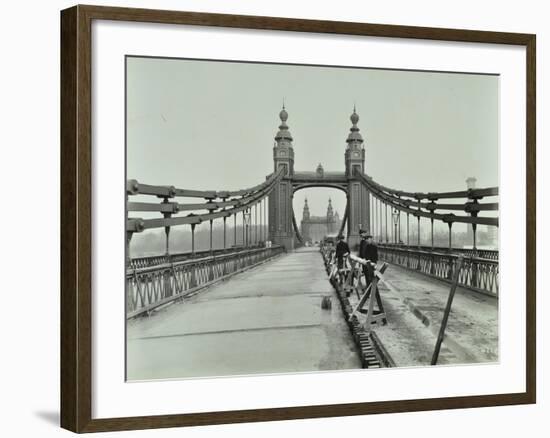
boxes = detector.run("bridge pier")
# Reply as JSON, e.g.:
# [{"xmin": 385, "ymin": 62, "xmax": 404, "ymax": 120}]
[{"xmin": 268, "ymin": 176, "xmax": 295, "ymax": 251}]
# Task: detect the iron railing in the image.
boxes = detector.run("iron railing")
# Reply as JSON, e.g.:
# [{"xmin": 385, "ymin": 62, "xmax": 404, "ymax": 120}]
[
  {"xmin": 126, "ymin": 245, "xmax": 285, "ymax": 318},
  {"xmin": 378, "ymin": 243, "xmax": 498, "ymax": 261},
  {"xmin": 378, "ymin": 245, "xmax": 499, "ymax": 296},
  {"xmin": 130, "ymin": 246, "xmax": 254, "ymax": 270}
]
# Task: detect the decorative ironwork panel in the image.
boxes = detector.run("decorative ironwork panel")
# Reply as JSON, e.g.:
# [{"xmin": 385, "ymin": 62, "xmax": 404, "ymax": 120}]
[
  {"xmin": 378, "ymin": 245, "xmax": 498, "ymax": 296},
  {"xmin": 126, "ymin": 246, "xmax": 285, "ymax": 318}
]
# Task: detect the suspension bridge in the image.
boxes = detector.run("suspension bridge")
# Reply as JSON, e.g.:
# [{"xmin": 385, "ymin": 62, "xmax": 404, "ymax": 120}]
[{"xmin": 126, "ymin": 106, "xmax": 499, "ymax": 380}]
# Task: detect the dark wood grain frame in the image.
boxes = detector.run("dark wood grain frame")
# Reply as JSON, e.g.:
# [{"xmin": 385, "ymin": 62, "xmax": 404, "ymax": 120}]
[{"xmin": 60, "ymin": 4, "xmax": 536, "ymax": 433}]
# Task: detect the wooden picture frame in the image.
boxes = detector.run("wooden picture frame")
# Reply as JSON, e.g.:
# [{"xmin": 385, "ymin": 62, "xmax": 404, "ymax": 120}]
[{"xmin": 60, "ymin": 4, "xmax": 536, "ymax": 433}]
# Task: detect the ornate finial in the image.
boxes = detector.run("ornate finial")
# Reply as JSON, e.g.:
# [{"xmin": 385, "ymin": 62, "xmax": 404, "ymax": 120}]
[
  {"xmin": 279, "ymin": 103, "xmax": 288, "ymax": 123},
  {"xmin": 347, "ymin": 105, "xmax": 363, "ymax": 145},
  {"xmin": 275, "ymin": 103, "xmax": 292, "ymax": 143},
  {"xmin": 350, "ymin": 105, "xmax": 359, "ymax": 125}
]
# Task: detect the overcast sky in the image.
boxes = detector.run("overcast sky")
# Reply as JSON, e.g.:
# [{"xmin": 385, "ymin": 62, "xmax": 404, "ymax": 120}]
[{"xmin": 127, "ymin": 56, "xmax": 498, "ymax": 226}]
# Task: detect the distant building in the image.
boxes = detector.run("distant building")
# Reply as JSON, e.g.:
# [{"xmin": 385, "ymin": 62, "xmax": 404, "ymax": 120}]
[{"xmin": 300, "ymin": 198, "xmax": 342, "ymax": 243}]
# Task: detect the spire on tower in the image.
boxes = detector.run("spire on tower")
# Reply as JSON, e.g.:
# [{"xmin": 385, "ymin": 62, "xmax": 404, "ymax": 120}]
[
  {"xmin": 273, "ymin": 103, "xmax": 295, "ymax": 176},
  {"xmin": 347, "ymin": 105, "xmax": 363, "ymax": 146},
  {"xmin": 275, "ymin": 103, "xmax": 293, "ymax": 144}
]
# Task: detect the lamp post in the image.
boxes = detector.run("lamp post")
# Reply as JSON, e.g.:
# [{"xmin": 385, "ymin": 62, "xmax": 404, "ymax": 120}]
[
  {"xmin": 244, "ymin": 208, "xmax": 251, "ymax": 248},
  {"xmin": 392, "ymin": 209, "xmax": 399, "ymax": 244}
]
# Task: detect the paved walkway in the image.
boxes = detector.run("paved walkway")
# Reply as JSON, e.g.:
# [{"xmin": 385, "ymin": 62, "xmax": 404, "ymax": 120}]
[{"xmin": 127, "ymin": 247, "xmax": 361, "ymax": 380}]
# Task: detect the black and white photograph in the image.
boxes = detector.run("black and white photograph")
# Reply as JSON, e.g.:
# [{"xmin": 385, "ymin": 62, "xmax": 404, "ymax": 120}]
[
  {"xmin": 125, "ymin": 56, "xmax": 499, "ymax": 381},
  {"xmin": 1, "ymin": 0, "xmax": 544, "ymax": 435}
]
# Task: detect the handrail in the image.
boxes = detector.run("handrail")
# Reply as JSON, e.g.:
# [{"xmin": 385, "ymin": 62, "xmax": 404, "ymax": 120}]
[
  {"xmin": 128, "ymin": 246, "xmax": 280, "ymax": 275},
  {"xmin": 129, "ymin": 246, "xmax": 250, "ymax": 269},
  {"xmin": 127, "ymin": 245, "xmax": 285, "ymax": 317},
  {"xmin": 378, "ymin": 245, "xmax": 499, "ymax": 296},
  {"xmin": 377, "ymin": 243, "xmax": 498, "ymax": 260},
  {"xmin": 380, "ymin": 247, "xmax": 498, "ymax": 265}
]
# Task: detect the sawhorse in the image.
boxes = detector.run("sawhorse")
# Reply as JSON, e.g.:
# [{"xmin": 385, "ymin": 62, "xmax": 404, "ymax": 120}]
[
  {"xmin": 348, "ymin": 261, "xmax": 389, "ymax": 331},
  {"xmin": 331, "ymin": 256, "xmax": 352, "ymax": 294}
]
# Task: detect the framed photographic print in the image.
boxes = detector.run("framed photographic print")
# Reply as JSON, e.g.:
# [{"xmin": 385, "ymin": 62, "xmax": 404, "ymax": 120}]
[{"xmin": 60, "ymin": 4, "xmax": 536, "ymax": 433}]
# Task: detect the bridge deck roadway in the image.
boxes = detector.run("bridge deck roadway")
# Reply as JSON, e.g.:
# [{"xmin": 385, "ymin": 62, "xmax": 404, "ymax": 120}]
[
  {"xmin": 372, "ymin": 264, "xmax": 498, "ymax": 367},
  {"xmin": 127, "ymin": 247, "xmax": 361, "ymax": 381}
]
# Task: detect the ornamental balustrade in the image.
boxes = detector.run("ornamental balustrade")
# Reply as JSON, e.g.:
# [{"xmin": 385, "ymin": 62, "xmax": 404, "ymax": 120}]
[
  {"xmin": 127, "ymin": 245, "xmax": 284, "ymax": 318},
  {"xmin": 377, "ymin": 243, "xmax": 498, "ymax": 261},
  {"xmin": 130, "ymin": 246, "xmax": 255, "ymax": 270},
  {"xmin": 377, "ymin": 245, "xmax": 499, "ymax": 296}
]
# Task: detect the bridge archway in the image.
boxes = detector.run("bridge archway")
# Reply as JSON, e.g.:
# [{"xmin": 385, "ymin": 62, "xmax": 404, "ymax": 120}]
[
  {"xmin": 293, "ymin": 187, "xmax": 347, "ymax": 245},
  {"xmin": 292, "ymin": 183, "xmax": 348, "ymax": 193}
]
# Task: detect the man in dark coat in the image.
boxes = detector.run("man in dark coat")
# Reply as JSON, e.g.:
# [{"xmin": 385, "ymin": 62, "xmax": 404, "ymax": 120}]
[
  {"xmin": 358, "ymin": 229, "xmax": 378, "ymax": 289},
  {"xmin": 334, "ymin": 234, "xmax": 350, "ymax": 285},
  {"xmin": 335, "ymin": 234, "xmax": 350, "ymax": 269}
]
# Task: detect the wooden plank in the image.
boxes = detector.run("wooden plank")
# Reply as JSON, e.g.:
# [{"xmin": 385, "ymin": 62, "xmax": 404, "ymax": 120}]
[{"xmin": 431, "ymin": 255, "xmax": 465, "ymax": 365}]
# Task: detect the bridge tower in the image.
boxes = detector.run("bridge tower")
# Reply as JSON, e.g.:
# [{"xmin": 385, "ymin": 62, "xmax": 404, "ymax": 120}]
[
  {"xmin": 269, "ymin": 105, "xmax": 295, "ymax": 250},
  {"xmin": 345, "ymin": 107, "xmax": 370, "ymax": 247}
]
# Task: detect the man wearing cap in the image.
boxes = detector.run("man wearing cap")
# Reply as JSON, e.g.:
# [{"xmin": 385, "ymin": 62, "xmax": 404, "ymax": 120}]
[{"xmin": 359, "ymin": 230, "xmax": 378, "ymax": 289}]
